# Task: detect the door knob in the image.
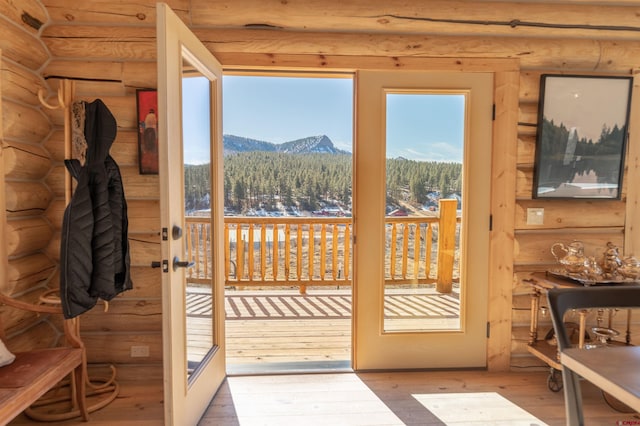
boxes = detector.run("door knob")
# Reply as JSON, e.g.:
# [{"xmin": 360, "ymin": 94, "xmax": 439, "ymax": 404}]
[
  {"xmin": 173, "ymin": 256, "xmax": 195, "ymax": 272},
  {"xmin": 172, "ymin": 225, "xmax": 183, "ymax": 240}
]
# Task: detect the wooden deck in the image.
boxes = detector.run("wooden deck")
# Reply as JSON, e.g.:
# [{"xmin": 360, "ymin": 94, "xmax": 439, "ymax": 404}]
[{"xmin": 187, "ymin": 288, "xmax": 462, "ymax": 371}]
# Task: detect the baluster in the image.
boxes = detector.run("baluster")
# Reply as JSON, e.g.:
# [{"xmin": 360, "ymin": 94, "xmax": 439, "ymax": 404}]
[
  {"xmin": 236, "ymin": 225, "xmax": 244, "ymax": 280},
  {"xmin": 272, "ymin": 224, "xmax": 279, "ymax": 280},
  {"xmin": 425, "ymin": 223, "xmax": 433, "ymax": 279},
  {"xmin": 320, "ymin": 224, "xmax": 327, "ymax": 280},
  {"xmin": 194, "ymin": 224, "xmax": 202, "ymax": 278},
  {"xmin": 260, "ymin": 224, "xmax": 267, "ymax": 281},
  {"xmin": 413, "ymin": 223, "xmax": 421, "ymax": 280},
  {"xmin": 402, "ymin": 222, "xmax": 409, "ymax": 279},
  {"xmin": 285, "ymin": 224, "xmax": 291, "ymax": 281},
  {"xmin": 309, "ymin": 225, "xmax": 315, "ymax": 279},
  {"xmin": 296, "ymin": 224, "xmax": 302, "ymax": 280},
  {"xmin": 224, "ymin": 222, "xmax": 230, "ymax": 281},
  {"xmin": 186, "ymin": 222, "xmax": 193, "ymax": 279},
  {"xmin": 331, "ymin": 223, "xmax": 339, "ymax": 280},
  {"xmin": 203, "ymin": 223, "xmax": 208, "ymax": 279},
  {"xmin": 248, "ymin": 223, "xmax": 254, "ymax": 282},
  {"xmin": 344, "ymin": 224, "xmax": 350, "ymax": 281},
  {"xmin": 390, "ymin": 223, "xmax": 397, "ymax": 279},
  {"xmin": 296, "ymin": 224, "xmax": 305, "ymax": 294}
]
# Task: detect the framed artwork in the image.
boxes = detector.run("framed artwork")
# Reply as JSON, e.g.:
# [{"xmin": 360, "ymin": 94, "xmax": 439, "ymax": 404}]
[
  {"xmin": 532, "ymin": 74, "xmax": 633, "ymax": 199},
  {"xmin": 136, "ymin": 89, "xmax": 159, "ymax": 175}
]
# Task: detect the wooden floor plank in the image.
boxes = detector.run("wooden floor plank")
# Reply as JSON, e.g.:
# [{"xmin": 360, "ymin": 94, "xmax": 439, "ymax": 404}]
[
  {"xmin": 8, "ymin": 370, "xmax": 635, "ymax": 425},
  {"xmin": 201, "ymin": 371, "xmax": 639, "ymax": 426},
  {"xmin": 9, "ymin": 288, "xmax": 636, "ymax": 425}
]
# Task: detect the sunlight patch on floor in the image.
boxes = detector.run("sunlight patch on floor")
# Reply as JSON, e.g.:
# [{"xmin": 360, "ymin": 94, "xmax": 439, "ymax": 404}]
[
  {"xmin": 413, "ymin": 392, "xmax": 548, "ymax": 426},
  {"xmin": 225, "ymin": 374, "xmax": 549, "ymax": 425},
  {"xmin": 227, "ymin": 373, "xmax": 404, "ymax": 425}
]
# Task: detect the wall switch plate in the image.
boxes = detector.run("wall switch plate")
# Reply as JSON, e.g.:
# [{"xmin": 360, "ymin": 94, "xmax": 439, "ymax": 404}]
[
  {"xmin": 130, "ymin": 345, "xmax": 150, "ymax": 357},
  {"xmin": 526, "ymin": 208, "xmax": 544, "ymax": 225}
]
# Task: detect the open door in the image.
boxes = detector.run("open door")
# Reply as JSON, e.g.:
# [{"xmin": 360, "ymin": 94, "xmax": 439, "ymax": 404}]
[{"xmin": 157, "ymin": 4, "xmax": 225, "ymax": 424}]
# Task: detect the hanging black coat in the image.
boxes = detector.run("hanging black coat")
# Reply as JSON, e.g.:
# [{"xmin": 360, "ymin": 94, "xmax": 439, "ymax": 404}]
[{"xmin": 60, "ymin": 99, "xmax": 132, "ymax": 319}]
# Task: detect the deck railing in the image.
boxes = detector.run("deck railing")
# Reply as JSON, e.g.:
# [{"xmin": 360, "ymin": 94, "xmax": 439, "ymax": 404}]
[{"xmin": 185, "ymin": 199, "xmax": 459, "ymax": 294}]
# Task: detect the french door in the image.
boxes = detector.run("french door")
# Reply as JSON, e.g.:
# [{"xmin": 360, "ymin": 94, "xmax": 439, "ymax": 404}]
[
  {"xmin": 353, "ymin": 70, "xmax": 493, "ymax": 369},
  {"xmin": 157, "ymin": 4, "xmax": 225, "ymax": 424}
]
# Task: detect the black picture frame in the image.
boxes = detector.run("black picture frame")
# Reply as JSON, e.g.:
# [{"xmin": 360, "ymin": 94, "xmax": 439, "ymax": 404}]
[
  {"xmin": 532, "ymin": 74, "xmax": 633, "ymax": 199},
  {"xmin": 136, "ymin": 89, "xmax": 159, "ymax": 175}
]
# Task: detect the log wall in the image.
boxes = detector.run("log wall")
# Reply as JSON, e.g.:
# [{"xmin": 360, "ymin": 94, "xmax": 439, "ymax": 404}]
[
  {"xmin": 0, "ymin": 0, "xmax": 61, "ymax": 350},
  {"xmin": 1, "ymin": 0, "xmax": 639, "ymax": 378},
  {"xmin": 38, "ymin": 77, "xmax": 162, "ymax": 378}
]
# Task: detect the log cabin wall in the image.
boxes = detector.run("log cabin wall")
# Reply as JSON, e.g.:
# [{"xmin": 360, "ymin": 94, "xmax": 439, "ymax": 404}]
[
  {"xmin": 0, "ymin": 0, "xmax": 639, "ymax": 377},
  {"xmin": 0, "ymin": 1, "xmax": 65, "ymax": 352}
]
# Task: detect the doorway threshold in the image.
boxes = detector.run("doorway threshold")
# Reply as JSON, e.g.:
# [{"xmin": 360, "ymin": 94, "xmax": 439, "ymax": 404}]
[{"xmin": 227, "ymin": 360, "xmax": 352, "ymax": 376}]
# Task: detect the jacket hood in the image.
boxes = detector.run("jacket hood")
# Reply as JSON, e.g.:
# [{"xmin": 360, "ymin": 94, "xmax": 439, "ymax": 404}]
[{"xmin": 84, "ymin": 99, "xmax": 117, "ymax": 164}]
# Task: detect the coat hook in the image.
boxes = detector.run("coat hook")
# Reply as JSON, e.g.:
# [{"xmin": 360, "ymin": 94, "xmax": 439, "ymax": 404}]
[
  {"xmin": 38, "ymin": 79, "xmax": 73, "ymax": 110},
  {"xmin": 38, "ymin": 86, "xmax": 65, "ymax": 109}
]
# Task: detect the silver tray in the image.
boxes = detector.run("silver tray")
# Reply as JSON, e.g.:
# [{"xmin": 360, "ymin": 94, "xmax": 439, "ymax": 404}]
[{"xmin": 546, "ymin": 268, "xmax": 638, "ymax": 286}]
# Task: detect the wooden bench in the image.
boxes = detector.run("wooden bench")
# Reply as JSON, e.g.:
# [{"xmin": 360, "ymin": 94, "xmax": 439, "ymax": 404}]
[{"xmin": 0, "ymin": 291, "xmax": 88, "ymax": 424}]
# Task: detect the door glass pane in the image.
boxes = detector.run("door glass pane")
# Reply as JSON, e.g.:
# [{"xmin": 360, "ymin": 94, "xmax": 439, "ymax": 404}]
[
  {"xmin": 182, "ymin": 59, "xmax": 215, "ymax": 378},
  {"xmin": 384, "ymin": 92, "xmax": 465, "ymax": 333}
]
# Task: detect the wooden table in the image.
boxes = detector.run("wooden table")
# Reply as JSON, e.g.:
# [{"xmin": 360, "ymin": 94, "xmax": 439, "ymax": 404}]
[{"xmin": 561, "ymin": 345, "xmax": 640, "ymax": 423}]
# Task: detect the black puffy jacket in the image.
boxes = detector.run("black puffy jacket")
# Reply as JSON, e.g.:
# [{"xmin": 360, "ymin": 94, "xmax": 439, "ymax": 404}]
[{"xmin": 60, "ymin": 99, "xmax": 132, "ymax": 319}]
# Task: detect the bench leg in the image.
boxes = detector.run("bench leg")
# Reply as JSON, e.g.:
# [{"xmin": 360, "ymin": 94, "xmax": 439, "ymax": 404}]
[{"xmin": 75, "ymin": 363, "xmax": 89, "ymax": 421}]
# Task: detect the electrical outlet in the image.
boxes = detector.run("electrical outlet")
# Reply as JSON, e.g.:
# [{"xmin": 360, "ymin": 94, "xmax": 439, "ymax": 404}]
[
  {"xmin": 526, "ymin": 208, "xmax": 544, "ymax": 225},
  {"xmin": 130, "ymin": 345, "xmax": 150, "ymax": 358}
]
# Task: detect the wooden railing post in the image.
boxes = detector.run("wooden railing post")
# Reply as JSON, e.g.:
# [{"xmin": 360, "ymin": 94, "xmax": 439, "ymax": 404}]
[{"xmin": 436, "ymin": 199, "xmax": 457, "ymax": 293}]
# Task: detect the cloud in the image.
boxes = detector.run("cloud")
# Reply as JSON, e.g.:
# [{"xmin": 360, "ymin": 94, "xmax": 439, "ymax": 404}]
[{"xmin": 393, "ymin": 142, "xmax": 462, "ymax": 163}]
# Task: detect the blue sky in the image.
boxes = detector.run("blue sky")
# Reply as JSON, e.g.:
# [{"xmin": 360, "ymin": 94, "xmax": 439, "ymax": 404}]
[
  {"xmin": 223, "ymin": 75, "xmax": 354, "ymax": 151},
  {"xmin": 183, "ymin": 75, "xmax": 464, "ymax": 163},
  {"xmin": 386, "ymin": 93, "xmax": 464, "ymax": 162}
]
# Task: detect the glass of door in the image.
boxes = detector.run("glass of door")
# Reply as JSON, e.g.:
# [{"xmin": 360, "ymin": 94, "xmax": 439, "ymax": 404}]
[
  {"xmin": 384, "ymin": 92, "xmax": 464, "ymax": 333},
  {"xmin": 182, "ymin": 63, "xmax": 215, "ymax": 379}
]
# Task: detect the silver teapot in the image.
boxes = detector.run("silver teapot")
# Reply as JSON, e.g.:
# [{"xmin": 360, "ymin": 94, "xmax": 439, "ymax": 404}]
[
  {"xmin": 619, "ymin": 255, "xmax": 640, "ymax": 280},
  {"xmin": 551, "ymin": 240, "xmax": 587, "ymax": 274},
  {"xmin": 601, "ymin": 242, "xmax": 623, "ymax": 276}
]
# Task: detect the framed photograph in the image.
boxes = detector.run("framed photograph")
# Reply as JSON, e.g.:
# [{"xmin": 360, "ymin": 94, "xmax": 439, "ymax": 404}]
[
  {"xmin": 532, "ymin": 74, "xmax": 633, "ymax": 199},
  {"xmin": 136, "ymin": 89, "xmax": 159, "ymax": 175}
]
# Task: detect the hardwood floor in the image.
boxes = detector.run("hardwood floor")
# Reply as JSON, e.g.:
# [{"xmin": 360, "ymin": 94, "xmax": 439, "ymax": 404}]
[
  {"xmin": 8, "ymin": 290, "xmax": 638, "ymax": 425},
  {"xmin": 200, "ymin": 370, "xmax": 638, "ymax": 426},
  {"xmin": 8, "ymin": 370, "xmax": 637, "ymax": 425},
  {"xmin": 8, "ymin": 378, "xmax": 165, "ymax": 426}
]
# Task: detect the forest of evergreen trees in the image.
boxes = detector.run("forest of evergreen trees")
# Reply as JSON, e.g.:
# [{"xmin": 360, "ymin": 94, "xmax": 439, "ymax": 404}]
[
  {"xmin": 535, "ymin": 117, "xmax": 626, "ymax": 189},
  {"xmin": 184, "ymin": 152, "xmax": 462, "ymax": 214}
]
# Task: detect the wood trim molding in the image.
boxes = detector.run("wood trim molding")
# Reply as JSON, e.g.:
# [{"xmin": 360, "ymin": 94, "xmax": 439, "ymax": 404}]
[
  {"xmin": 624, "ymin": 68, "xmax": 640, "ymax": 257},
  {"xmin": 0, "ymin": 49, "xmax": 8, "ymax": 294},
  {"xmin": 488, "ymin": 71, "xmax": 520, "ymax": 371},
  {"xmin": 220, "ymin": 53, "xmax": 520, "ymax": 73}
]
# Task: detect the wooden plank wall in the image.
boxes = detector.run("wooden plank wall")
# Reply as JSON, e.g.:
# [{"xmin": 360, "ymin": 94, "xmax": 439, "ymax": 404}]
[{"xmin": 0, "ymin": 0, "xmax": 639, "ymax": 378}]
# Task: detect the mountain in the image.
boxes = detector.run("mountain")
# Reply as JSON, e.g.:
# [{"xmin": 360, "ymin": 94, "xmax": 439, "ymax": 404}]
[{"xmin": 223, "ymin": 134, "xmax": 348, "ymax": 155}]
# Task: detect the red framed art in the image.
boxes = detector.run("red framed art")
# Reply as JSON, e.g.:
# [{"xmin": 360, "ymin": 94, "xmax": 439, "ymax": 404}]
[{"xmin": 136, "ymin": 89, "xmax": 159, "ymax": 175}]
